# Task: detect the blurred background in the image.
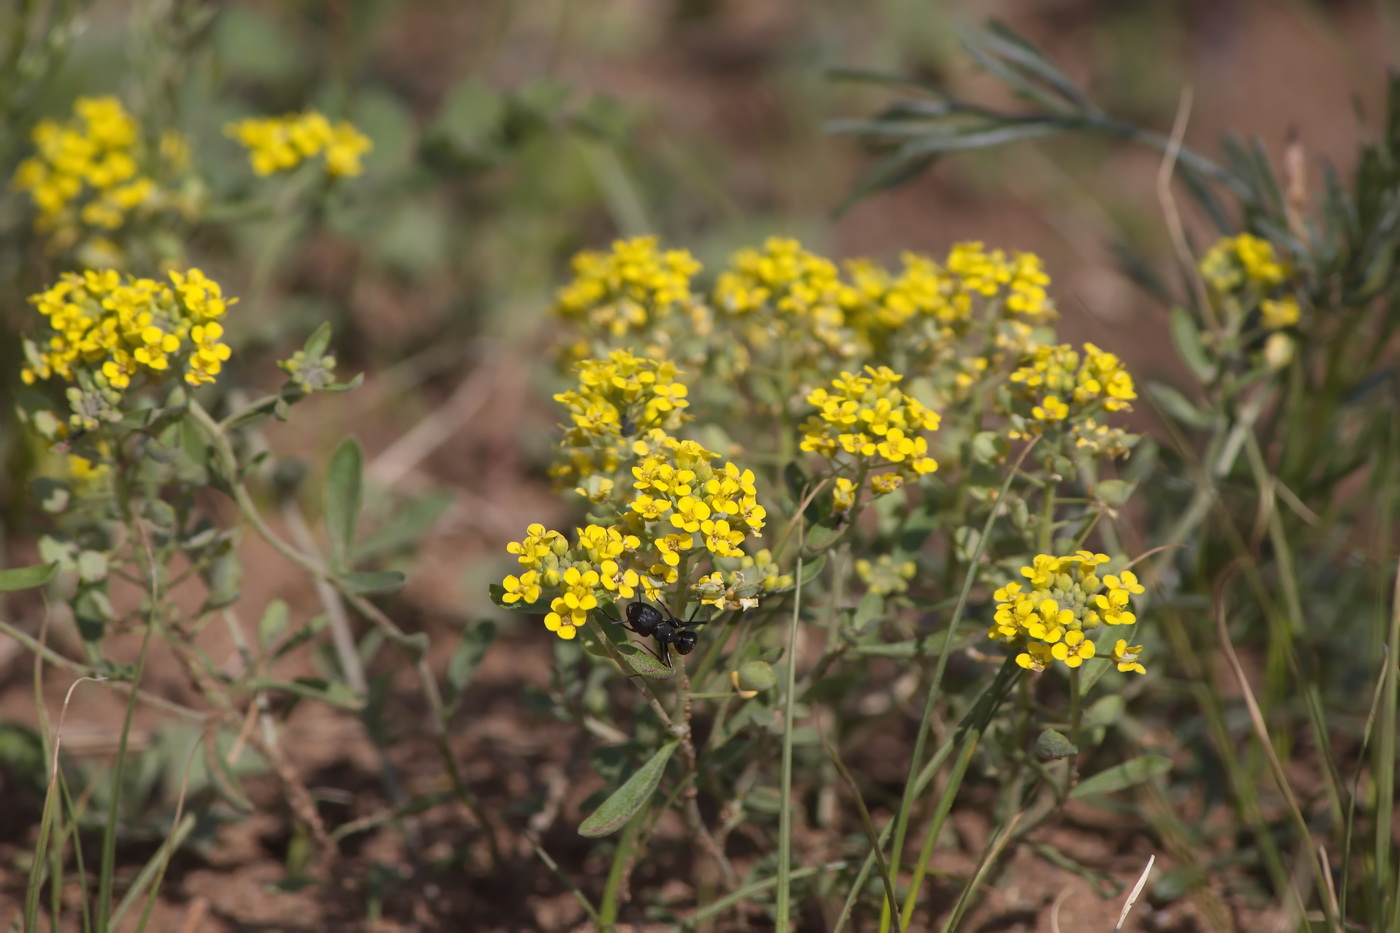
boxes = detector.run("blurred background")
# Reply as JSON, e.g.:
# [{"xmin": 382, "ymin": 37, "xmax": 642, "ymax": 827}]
[{"xmin": 1, "ymin": 0, "xmax": 1396, "ymax": 928}]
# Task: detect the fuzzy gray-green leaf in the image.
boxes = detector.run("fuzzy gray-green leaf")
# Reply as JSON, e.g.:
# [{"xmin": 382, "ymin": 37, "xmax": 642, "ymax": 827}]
[{"xmin": 578, "ymin": 740, "xmax": 679, "ymax": 837}]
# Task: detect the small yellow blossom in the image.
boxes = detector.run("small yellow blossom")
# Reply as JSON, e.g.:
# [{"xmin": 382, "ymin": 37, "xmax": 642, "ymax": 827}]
[
  {"xmin": 226, "ymin": 111, "xmax": 372, "ymax": 177},
  {"xmin": 1111, "ymin": 639, "xmax": 1147, "ymax": 675}
]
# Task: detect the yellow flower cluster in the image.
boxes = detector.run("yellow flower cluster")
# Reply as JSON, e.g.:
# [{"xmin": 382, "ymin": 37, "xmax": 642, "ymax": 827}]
[
  {"xmin": 12, "ymin": 96, "xmax": 179, "ymax": 248},
  {"xmin": 551, "ymin": 350, "xmax": 692, "ymax": 497},
  {"xmin": 553, "ymin": 236, "xmax": 1063, "ymax": 385},
  {"xmin": 1006, "ymin": 342, "xmax": 1136, "ymax": 456},
  {"xmin": 555, "ymin": 237, "xmax": 704, "ymax": 345},
  {"xmin": 1200, "ymin": 233, "xmax": 1287, "ymax": 293},
  {"xmin": 987, "ymin": 551, "xmax": 1146, "ymax": 673},
  {"xmin": 716, "ymin": 237, "xmax": 845, "ymax": 341},
  {"xmin": 504, "ymin": 351, "xmax": 779, "ymax": 641},
  {"xmin": 226, "ymin": 111, "xmax": 372, "ymax": 177},
  {"xmin": 799, "ymin": 365, "xmax": 940, "ymax": 507},
  {"xmin": 855, "ymin": 554, "xmax": 917, "ymax": 595},
  {"xmin": 694, "ymin": 549, "xmax": 792, "ymax": 610},
  {"xmin": 1199, "ymin": 234, "xmax": 1300, "ymax": 333},
  {"xmin": 21, "ymin": 268, "xmax": 236, "ymax": 426}
]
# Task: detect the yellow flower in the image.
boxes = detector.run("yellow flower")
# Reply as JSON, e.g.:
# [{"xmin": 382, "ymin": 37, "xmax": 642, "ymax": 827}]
[
  {"xmin": 1261, "ymin": 296, "xmax": 1300, "ymax": 329},
  {"xmin": 1111, "ymin": 640, "xmax": 1146, "ymax": 674},
  {"xmin": 542, "ymin": 566, "xmax": 600, "ymax": 640},
  {"xmin": 501, "ymin": 571, "xmax": 542, "ymax": 605},
  {"xmin": 832, "ymin": 477, "xmax": 856, "ymax": 513},
  {"xmin": 1050, "ymin": 629, "xmax": 1095, "ymax": 668}
]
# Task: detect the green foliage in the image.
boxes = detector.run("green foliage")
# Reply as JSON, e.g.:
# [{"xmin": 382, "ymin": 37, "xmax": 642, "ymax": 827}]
[{"xmin": 838, "ymin": 17, "xmax": 1400, "ymax": 931}]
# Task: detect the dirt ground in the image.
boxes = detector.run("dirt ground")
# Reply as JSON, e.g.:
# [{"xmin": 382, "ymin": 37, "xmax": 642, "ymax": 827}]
[{"xmin": 0, "ymin": 1, "xmax": 1394, "ymax": 930}]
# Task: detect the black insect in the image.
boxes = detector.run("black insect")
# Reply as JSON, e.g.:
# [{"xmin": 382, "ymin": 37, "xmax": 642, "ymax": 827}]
[{"xmin": 611, "ymin": 600, "xmax": 711, "ymax": 669}]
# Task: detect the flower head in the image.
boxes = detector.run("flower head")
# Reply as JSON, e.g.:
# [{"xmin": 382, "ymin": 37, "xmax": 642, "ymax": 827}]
[
  {"xmin": 227, "ymin": 111, "xmax": 372, "ymax": 177},
  {"xmin": 989, "ymin": 552, "xmax": 1143, "ymax": 674}
]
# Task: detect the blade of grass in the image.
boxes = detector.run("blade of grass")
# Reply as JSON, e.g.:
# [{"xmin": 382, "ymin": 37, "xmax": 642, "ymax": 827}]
[
  {"xmin": 776, "ymin": 555, "xmax": 805, "ymax": 930},
  {"xmin": 823, "ymin": 735, "xmax": 902, "ymax": 933},
  {"xmin": 1211, "ymin": 563, "xmax": 1328, "ymax": 928},
  {"xmin": 25, "ymin": 675, "xmax": 105, "ymax": 933},
  {"xmin": 939, "ymin": 811, "xmax": 1024, "ymax": 933},
  {"xmin": 900, "ymin": 726, "xmax": 980, "ymax": 928}
]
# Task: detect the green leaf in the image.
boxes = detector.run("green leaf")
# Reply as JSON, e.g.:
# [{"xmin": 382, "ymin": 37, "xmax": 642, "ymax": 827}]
[
  {"xmin": 1092, "ymin": 480, "xmax": 1136, "ymax": 509},
  {"xmin": 444, "ymin": 621, "xmax": 497, "ymax": 712},
  {"xmin": 249, "ymin": 677, "xmax": 365, "ymax": 712},
  {"xmin": 735, "ymin": 660, "xmax": 777, "ymax": 692},
  {"xmin": 615, "ymin": 642, "xmax": 674, "ymax": 679},
  {"xmin": 852, "ymin": 591, "xmax": 884, "ymax": 632},
  {"xmin": 76, "ymin": 551, "xmax": 107, "ymax": 584},
  {"xmin": 1070, "ymin": 755, "xmax": 1172, "ymax": 800},
  {"xmin": 338, "ymin": 570, "xmax": 405, "ymax": 596},
  {"xmin": 852, "ymin": 636, "xmax": 954, "ymax": 659},
  {"xmin": 427, "ymin": 78, "xmax": 507, "ymax": 168},
  {"xmin": 1033, "ymin": 729, "xmax": 1079, "ymax": 761},
  {"xmin": 258, "ymin": 600, "xmax": 289, "ymax": 648},
  {"xmin": 324, "ymin": 438, "xmax": 364, "ymax": 571},
  {"xmin": 1169, "ymin": 306, "xmax": 1215, "ymax": 382},
  {"xmin": 1146, "ymin": 382, "xmax": 1214, "ymax": 429},
  {"xmin": 578, "ymin": 740, "xmax": 679, "ymax": 837},
  {"xmin": 273, "ymin": 613, "xmax": 329, "ymax": 659},
  {"xmin": 0, "ymin": 562, "xmax": 58, "ymax": 592},
  {"xmin": 214, "ymin": 6, "xmax": 302, "ymax": 83},
  {"xmin": 202, "ymin": 551, "xmax": 242, "ymax": 611},
  {"xmin": 303, "ymin": 322, "xmax": 334, "ymax": 359},
  {"xmin": 355, "ymin": 492, "xmax": 453, "ymax": 561}
]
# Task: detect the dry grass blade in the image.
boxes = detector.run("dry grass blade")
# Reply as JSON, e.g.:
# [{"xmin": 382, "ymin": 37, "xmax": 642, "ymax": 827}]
[{"xmin": 1114, "ymin": 854, "xmax": 1155, "ymax": 932}]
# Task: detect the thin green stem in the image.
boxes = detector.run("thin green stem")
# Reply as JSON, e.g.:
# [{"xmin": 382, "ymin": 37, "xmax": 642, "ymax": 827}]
[{"xmin": 776, "ymin": 555, "xmax": 805, "ymax": 931}]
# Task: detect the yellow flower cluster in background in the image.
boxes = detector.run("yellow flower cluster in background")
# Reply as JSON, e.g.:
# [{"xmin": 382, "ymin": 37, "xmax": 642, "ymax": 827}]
[
  {"xmin": 555, "ymin": 236, "xmax": 1060, "ymax": 375},
  {"xmin": 226, "ymin": 111, "xmax": 372, "ymax": 177},
  {"xmin": 12, "ymin": 96, "xmax": 182, "ymax": 250},
  {"xmin": 21, "ymin": 268, "xmax": 236, "ymax": 430},
  {"xmin": 555, "ymin": 237, "xmax": 705, "ymax": 353},
  {"xmin": 1200, "ymin": 233, "xmax": 1300, "ymax": 332},
  {"xmin": 550, "ymin": 349, "xmax": 692, "ymax": 497},
  {"xmin": 987, "ymin": 551, "xmax": 1145, "ymax": 673},
  {"xmin": 1005, "ymin": 342, "xmax": 1136, "ymax": 457},
  {"xmin": 800, "ymin": 365, "xmax": 940, "ymax": 507}
]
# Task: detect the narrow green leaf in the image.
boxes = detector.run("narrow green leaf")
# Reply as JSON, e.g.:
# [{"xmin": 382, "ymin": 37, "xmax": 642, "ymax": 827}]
[
  {"xmin": 443, "ymin": 621, "xmax": 497, "ymax": 712},
  {"xmin": 303, "ymin": 322, "xmax": 334, "ymax": 359},
  {"xmin": 1146, "ymin": 382, "xmax": 1214, "ymax": 429},
  {"xmin": 578, "ymin": 740, "xmax": 679, "ymax": 838},
  {"xmin": 1169, "ymin": 306, "xmax": 1215, "ymax": 381},
  {"xmin": 338, "ymin": 570, "xmax": 405, "ymax": 596},
  {"xmin": 1070, "ymin": 755, "xmax": 1172, "ymax": 799},
  {"xmin": 324, "ymin": 438, "xmax": 364, "ymax": 571},
  {"xmin": 355, "ymin": 492, "xmax": 453, "ymax": 561},
  {"xmin": 0, "ymin": 562, "xmax": 58, "ymax": 592},
  {"xmin": 249, "ymin": 677, "xmax": 365, "ymax": 712}
]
